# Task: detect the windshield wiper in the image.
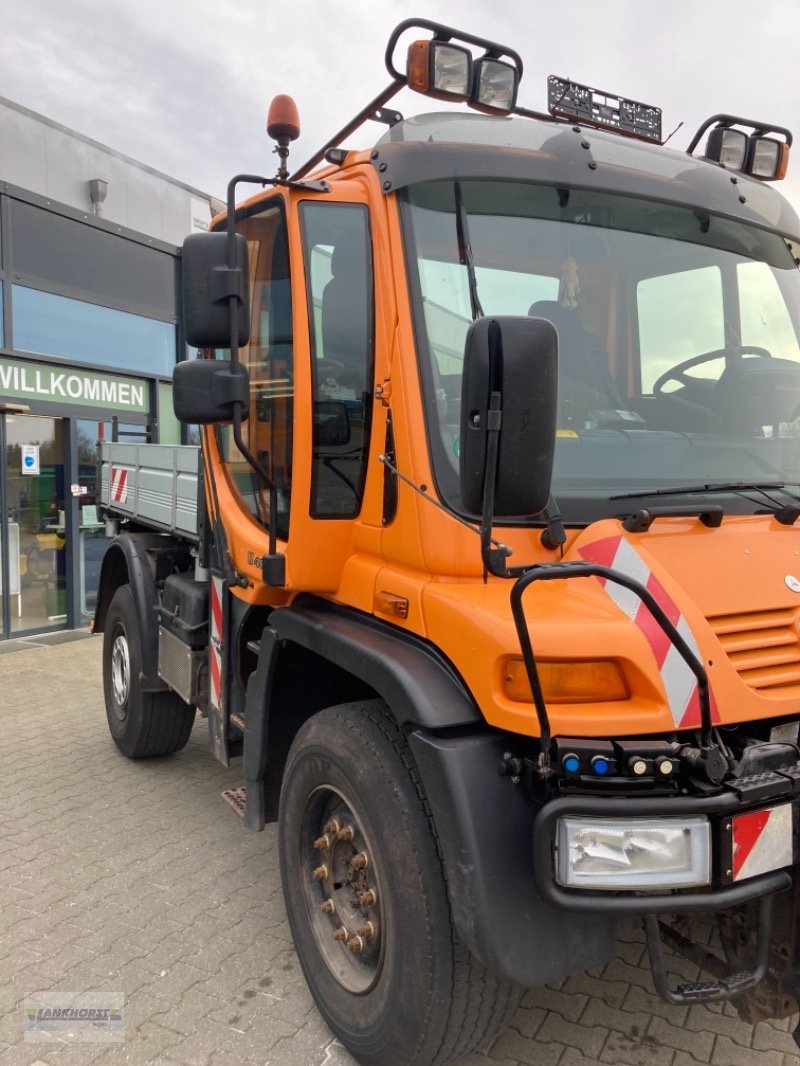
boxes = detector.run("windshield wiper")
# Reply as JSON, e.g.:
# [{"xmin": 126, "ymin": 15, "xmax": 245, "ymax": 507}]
[
  {"xmin": 454, "ymin": 181, "xmax": 484, "ymax": 321},
  {"xmin": 610, "ymin": 481, "xmax": 800, "ymax": 526},
  {"xmin": 611, "ymin": 481, "xmax": 800, "ymax": 502}
]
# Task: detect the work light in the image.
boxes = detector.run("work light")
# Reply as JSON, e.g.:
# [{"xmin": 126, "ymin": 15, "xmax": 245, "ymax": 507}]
[
  {"xmin": 471, "ymin": 57, "xmax": 518, "ymax": 114},
  {"xmin": 407, "ymin": 40, "xmax": 472, "ymax": 100},
  {"xmin": 747, "ymin": 135, "xmax": 789, "ymax": 180},
  {"xmin": 705, "ymin": 126, "xmax": 748, "ymax": 170}
]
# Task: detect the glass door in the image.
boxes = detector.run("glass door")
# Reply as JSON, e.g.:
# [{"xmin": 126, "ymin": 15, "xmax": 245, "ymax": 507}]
[{"xmin": 2, "ymin": 414, "xmax": 66, "ymax": 634}]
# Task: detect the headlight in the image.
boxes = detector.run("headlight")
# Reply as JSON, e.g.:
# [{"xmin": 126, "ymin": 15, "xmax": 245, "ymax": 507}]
[{"xmin": 556, "ymin": 816, "xmax": 711, "ymax": 891}]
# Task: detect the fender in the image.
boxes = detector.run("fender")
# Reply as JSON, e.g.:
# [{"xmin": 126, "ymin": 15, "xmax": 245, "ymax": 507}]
[
  {"xmin": 264, "ymin": 597, "xmax": 614, "ymax": 986},
  {"xmin": 94, "ymin": 532, "xmax": 191, "ymax": 691},
  {"xmin": 270, "ymin": 595, "xmax": 482, "ymax": 731}
]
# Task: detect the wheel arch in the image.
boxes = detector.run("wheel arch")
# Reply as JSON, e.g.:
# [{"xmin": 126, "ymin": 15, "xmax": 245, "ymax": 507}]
[
  {"xmin": 242, "ymin": 595, "xmax": 481, "ymax": 829},
  {"xmin": 94, "ymin": 532, "xmax": 193, "ymax": 689},
  {"xmin": 243, "ymin": 596, "xmax": 616, "ymax": 988}
]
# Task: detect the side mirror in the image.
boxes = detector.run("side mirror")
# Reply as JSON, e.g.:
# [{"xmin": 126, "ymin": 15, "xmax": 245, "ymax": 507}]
[
  {"xmin": 460, "ymin": 316, "xmax": 558, "ymax": 515},
  {"xmin": 181, "ymin": 232, "xmax": 251, "ymax": 349},
  {"xmin": 173, "ymin": 359, "xmax": 250, "ymax": 424},
  {"xmin": 313, "ymin": 401, "xmax": 351, "ymax": 447}
]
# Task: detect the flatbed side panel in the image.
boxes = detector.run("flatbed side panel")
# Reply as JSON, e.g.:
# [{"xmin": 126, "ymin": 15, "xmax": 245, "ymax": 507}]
[{"xmin": 100, "ymin": 441, "xmax": 199, "ymax": 541}]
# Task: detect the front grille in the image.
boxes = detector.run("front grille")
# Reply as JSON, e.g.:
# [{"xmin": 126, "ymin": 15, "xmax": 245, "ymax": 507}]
[{"xmin": 707, "ymin": 607, "xmax": 800, "ymax": 697}]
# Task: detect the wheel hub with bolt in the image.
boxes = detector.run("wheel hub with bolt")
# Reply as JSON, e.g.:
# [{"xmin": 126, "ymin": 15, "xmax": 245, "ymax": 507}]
[
  {"xmin": 303, "ymin": 789, "xmax": 383, "ymax": 993},
  {"xmin": 110, "ymin": 633, "xmax": 130, "ymax": 717}
]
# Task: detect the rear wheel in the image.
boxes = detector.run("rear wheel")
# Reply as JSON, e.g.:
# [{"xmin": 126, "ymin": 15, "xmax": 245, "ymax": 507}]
[
  {"xmin": 278, "ymin": 700, "xmax": 522, "ymax": 1065},
  {"xmin": 102, "ymin": 584, "xmax": 195, "ymax": 758}
]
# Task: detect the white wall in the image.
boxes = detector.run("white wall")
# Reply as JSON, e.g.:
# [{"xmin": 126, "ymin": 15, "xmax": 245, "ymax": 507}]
[{"xmin": 0, "ymin": 96, "xmax": 217, "ymax": 245}]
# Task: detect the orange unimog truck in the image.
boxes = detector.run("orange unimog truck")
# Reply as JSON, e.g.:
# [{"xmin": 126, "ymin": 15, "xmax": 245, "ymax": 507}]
[{"xmin": 94, "ymin": 19, "xmax": 800, "ymax": 1064}]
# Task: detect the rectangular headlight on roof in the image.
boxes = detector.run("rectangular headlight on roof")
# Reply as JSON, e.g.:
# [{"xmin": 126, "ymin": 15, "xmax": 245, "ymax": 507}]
[
  {"xmin": 705, "ymin": 126, "xmax": 748, "ymax": 170},
  {"xmin": 471, "ymin": 57, "xmax": 518, "ymax": 114},
  {"xmin": 431, "ymin": 44, "xmax": 472, "ymax": 97},
  {"xmin": 556, "ymin": 816, "xmax": 711, "ymax": 890},
  {"xmin": 407, "ymin": 40, "xmax": 472, "ymax": 100},
  {"xmin": 748, "ymin": 136, "xmax": 789, "ymax": 180}
]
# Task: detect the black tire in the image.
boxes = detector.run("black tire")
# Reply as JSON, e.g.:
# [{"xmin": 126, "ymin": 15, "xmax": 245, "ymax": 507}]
[
  {"xmin": 102, "ymin": 584, "xmax": 195, "ymax": 758},
  {"xmin": 278, "ymin": 700, "xmax": 522, "ymax": 1065}
]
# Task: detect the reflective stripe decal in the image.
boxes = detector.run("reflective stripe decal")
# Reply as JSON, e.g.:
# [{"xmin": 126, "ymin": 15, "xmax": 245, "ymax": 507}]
[
  {"xmin": 579, "ymin": 535, "xmax": 718, "ymax": 729},
  {"xmin": 732, "ymin": 803, "xmax": 793, "ymax": 881},
  {"xmin": 110, "ymin": 467, "xmax": 128, "ymax": 504},
  {"xmin": 209, "ymin": 576, "xmax": 223, "ymax": 711}
]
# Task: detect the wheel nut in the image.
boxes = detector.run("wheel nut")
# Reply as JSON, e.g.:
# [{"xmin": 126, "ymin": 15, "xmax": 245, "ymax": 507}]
[
  {"xmin": 320, "ymin": 899, "xmax": 335, "ymax": 914},
  {"xmin": 358, "ymin": 889, "xmax": 377, "ymax": 907},
  {"xmin": 337, "ymin": 825, "xmax": 355, "ymax": 842},
  {"xmin": 357, "ymin": 922, "xmax": 375, "ymax": 940},
  {"xmin": 346, "ymin": 936, "xmax": 364, "ymax": 954},
  {"xmin": 325, "ymin": 818, "xmax": 341, "ymax": 835},
  {"xmin": 313, "ymin": 864, "xmax": 328, "ymax": 881},
  {"xmin": 313, "ymin": 834, "xmax": 331, "ymax": 850},
  {"xmin": 332, "ymin": 927, "xmax": 348, "ymax": 942},
  {"xmin": 350, "ymin": 852, "xmax": 369, "ymax": 871}
]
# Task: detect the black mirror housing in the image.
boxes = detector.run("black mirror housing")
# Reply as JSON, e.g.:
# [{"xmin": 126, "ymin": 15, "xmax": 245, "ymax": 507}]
[
  {"xmin": 460, "ymin": 316, "xmax": 558, "ymax": 516},
  {"xmin": 173, "ymin": 359, "xmax": 250, "ymax": 424},
  {"xmin": 181, "ymin": 232, "xmax": 251, "ymax": 349}
]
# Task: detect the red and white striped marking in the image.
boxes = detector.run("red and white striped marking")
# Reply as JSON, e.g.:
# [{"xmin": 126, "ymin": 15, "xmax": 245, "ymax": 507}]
[
  {"xmin": 579, "ymin": 535, "xmax": 718, "ymax": 729},
  {"xmin": 732, "ymin": 803, "xmax": 793, "ymax": 881},
  {"xmin": 209, "ymin": 576, "xmax": 223, "ymax": 712},
  {"xmin": 110, "ymin": 466, "xmax": 128, "ymax": 504}
]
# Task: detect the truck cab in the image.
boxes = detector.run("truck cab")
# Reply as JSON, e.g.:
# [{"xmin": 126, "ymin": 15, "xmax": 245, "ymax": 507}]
[{"xmin": 94, "ymin": 20, "xmax": 800, "ymax": 1064}]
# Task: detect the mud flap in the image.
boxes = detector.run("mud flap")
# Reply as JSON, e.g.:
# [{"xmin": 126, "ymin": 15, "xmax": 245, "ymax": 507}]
[{"xmin": 208, "ymin": 572, "xmax": 229, "ymax": 766}]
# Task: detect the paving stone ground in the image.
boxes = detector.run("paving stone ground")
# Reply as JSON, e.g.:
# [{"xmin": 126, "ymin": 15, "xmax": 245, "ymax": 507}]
[{"xmin": 1, "ymin": 633, "xmax": 799, "ymax": 1066}]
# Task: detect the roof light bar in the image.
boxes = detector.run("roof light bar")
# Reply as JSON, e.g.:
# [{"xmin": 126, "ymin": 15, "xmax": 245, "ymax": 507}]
[
  {"xmin": 547, "ymin": 76, "xmax": 662, "ymax": 143},
  {"xmin": 404, "ymin": 30, "xmax": 520, "ymax": 115},
  {"xmin": 687, "ymin": 114, "xmax": 793, "ymax": 182}
]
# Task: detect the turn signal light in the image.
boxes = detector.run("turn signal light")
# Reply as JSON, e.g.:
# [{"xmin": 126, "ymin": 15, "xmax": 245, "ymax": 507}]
[{"xmin": 503, "ymin": 659, "xmax": 629, "ymax": 704}]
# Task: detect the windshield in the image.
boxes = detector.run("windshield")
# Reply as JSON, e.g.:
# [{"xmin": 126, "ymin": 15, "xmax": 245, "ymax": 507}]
[{"xmin": 401, "ymin": 180, "xmax": 800, "ymax": 522}]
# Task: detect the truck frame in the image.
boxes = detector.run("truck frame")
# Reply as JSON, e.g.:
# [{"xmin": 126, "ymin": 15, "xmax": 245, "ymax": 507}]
[{"xmin": 94, "ymin": 19, "xmax": 800, "ymax": 1064}]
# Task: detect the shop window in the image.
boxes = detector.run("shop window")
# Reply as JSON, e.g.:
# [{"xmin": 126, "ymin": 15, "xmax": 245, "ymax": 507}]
[
  {"xmin": 9, "ymin": 199, "xmax": 175, "ymax": 317},
  {"xmin": 12, "ymin": 286, "xmax": 175, "ymax": 376}
]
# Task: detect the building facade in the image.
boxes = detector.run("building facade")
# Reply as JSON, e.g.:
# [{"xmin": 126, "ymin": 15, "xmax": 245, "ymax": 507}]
[{"xmin": 0, "ymin": 96, "xmax": 219, "ymax": 639}]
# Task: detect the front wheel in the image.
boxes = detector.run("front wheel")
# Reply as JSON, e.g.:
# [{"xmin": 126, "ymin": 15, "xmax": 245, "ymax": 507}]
[
  {"xmin": 278, "ymin": 701, "xmax": 522, "ymax": 1065},
  {"xmin": 102, "ymin": 584, "xmax": 195, "ymax": 758}
]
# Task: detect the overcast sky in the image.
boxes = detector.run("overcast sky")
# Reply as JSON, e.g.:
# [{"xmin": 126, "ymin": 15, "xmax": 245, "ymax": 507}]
[{"xmin": 3, "ymin": 0, "xmax": 800, "ymax": 213}]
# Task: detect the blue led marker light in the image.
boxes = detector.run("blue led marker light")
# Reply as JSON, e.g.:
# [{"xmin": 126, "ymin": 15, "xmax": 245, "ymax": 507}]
[
  {"xmin": 562, "ymin": 753, "xmax": 581, "ymax": 774},
  {"xmin": 591, "ymin": 755, "xmax": 611, "ymax": 775}
]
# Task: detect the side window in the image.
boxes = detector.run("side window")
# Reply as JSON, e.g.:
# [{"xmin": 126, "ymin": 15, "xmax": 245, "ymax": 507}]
[
  {"xmin": 738, "ymin": 261, "xmax": 800, "ymax": 360},
  {"xmin": 300, "ymin": 203, "xmax": 374, "ymax": 518},
  {"xmin": 637, "ymin": 266, "xmax": 724, "ymax": 392},
  {"xmin": 219, "ymin": 200, "xmax": 293, "ymax": 539}
]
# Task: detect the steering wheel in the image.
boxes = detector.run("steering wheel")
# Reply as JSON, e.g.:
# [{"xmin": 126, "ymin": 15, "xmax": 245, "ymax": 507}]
[
  {"xmin": 653, "ymin": 346, "xmax": 772, "ymax": 396},
  {"xmin": 318, "ymin": 358, "xmax": 363, "ymax": 390}
]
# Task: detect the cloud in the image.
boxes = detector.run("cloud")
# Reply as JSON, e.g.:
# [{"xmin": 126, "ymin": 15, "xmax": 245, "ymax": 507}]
[{"xmin": 1, "ymin": 0, "xmax": 799, "ymax": 212}]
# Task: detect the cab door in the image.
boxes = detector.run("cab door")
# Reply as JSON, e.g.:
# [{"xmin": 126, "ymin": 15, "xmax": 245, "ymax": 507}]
[{"xmin": 285, "ymin": 195, "xmax": 377, "ymax": 595}]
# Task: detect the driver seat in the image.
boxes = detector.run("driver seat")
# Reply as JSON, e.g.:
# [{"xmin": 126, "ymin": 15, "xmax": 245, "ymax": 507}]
[{"xmin": 528, "ymin": 300, "xmax": 624, "ymax": 419}]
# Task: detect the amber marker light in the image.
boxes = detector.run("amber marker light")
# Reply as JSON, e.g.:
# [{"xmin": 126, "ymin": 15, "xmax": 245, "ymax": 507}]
[
  {"xmin": 374, "ymin": 592, "xmax": 409, "ymax": 619},
  {"xmin": 503, "ymin": 659, "xmax": 629, "ymax": 704}
]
